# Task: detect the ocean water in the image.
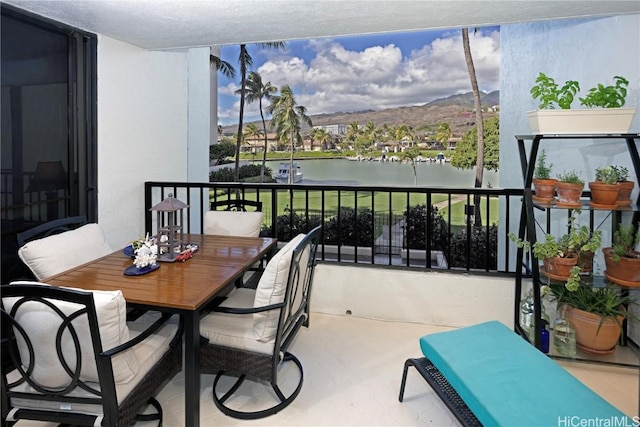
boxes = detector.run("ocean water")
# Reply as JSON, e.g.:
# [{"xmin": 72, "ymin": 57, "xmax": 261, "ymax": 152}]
[{"xmin": 265, "ymin": 158, "xmax": 499, "ymax": 188}]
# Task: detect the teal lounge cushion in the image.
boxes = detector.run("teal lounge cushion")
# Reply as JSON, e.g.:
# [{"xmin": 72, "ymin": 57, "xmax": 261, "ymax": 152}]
[{"xmin": 420, "ymin": 321, "xmax": 631, "ymax": 426}]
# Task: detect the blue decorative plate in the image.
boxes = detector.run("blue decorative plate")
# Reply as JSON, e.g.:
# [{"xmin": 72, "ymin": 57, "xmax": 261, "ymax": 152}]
[
  {"xmin": 123, "ymin": 245, "xmax": 135, "ymax": 258},
  {"xmin": 124, "ymin": 264, "xmax": 160, "ymax": 276}
]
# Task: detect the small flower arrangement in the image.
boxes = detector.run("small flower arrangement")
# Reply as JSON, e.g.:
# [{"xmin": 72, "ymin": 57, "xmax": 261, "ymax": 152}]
[{"xmin": 133, "ymin": 234, "xmax": 158, "ymax": 268}]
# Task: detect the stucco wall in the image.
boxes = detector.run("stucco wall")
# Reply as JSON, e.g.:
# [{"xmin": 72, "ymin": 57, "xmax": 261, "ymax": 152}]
[
  {"xmin": 311, "ymin": 264, "xmax": 515, "ymax": 328},
  {"xmin": 96, "ymin": 36, "xmax": 210, "ymax": 247},
  {"xmin": 499, "ymin": 14, "xmax": 640, "ymax": 269}
]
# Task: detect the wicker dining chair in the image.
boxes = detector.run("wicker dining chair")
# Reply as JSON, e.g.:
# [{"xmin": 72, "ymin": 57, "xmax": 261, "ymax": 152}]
[
  {"xmin": 1, "ymin": 282, "xmax": 183, "ymax": 426},
  {"xmin": 205, "ymin": 199, "xmax": 266, "ymax": 287},
  {"xmin": 17, "ymin": 219, "xmax": 113, "ymax": 281},
  {"xmin": 199, "ymin": 226, "xmax": 321, "ymax": 419},
  {"xmin": 16, "ymin": 215, "xmax": 88, "ymax": 248}
]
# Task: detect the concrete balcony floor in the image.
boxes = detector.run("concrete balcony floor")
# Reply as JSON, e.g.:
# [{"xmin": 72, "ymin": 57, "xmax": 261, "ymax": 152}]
[
  {"xmin": 14, "ymin": 312, "xmax": 638, "ymax": 426},
  {"xmin": 14, "ymin": 264, "xmax": 640, "ymax": 426}
]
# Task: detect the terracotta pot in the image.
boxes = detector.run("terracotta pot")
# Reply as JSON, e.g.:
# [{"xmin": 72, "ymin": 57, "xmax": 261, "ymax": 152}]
[
  {"xmin": 617, "ymin": 180, "xmax": 634, "ymax": 206},
  {"xmin": 532, "ymin": 178, "xmax": 556, "ymax": 203},
  {"xmin": 566, "ymin": 306, "xmax": 623, "ymax": 354},
  {"xmin": 578, "ymin": 251, "xmax": 594, "ymax": 274},
  {"xmin": 542, "ymin": 255, "xmax": 578, "ymax": 280},
  {"xmin": 602, "ymin": 247, "xmax": 640, "ymax": 286},
  {"xmin": 589, "ymin": 181, "xmax": 620, "ymax": 208},
  {"xmin": 555, "ymin": 181, "xmax": 584, "ymax": 206}
]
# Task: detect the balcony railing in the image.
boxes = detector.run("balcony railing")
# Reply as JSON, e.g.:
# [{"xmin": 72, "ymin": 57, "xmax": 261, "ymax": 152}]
[{"xmin": 145, "ymin": 181, "xmax": 527, "ymax": 273}]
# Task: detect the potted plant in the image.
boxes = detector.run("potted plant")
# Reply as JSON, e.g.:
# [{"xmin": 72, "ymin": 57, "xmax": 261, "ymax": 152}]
[
  {"xmin": 547, "ymin": 280, "xmax": 637, "ymax": 354},
  {"xmin": 612, "ymin": 165, "xmax": 634, "ymax": 206},
  {"xmin": 555, "ymin": 170, "xmax": 584, "ymax": 207},
  {"xmin": 589, "ymin": 165, "xmax": 621, "ymax": 208},
  {"xmin": 570, "ymin": 223, "xmax": 602, "ymax": 274},
  {"xmin": 532, "ymin": 149, "xmax": 556, "ymax": 203},
  {"xmin": 603, "ymin": 224, "xmax": 640, "ymax": 286},
  {"xmin": 509, "ymin": 221, "xmax": 601, "ymax": 281},
  {"xmin": 528, "ymin": 73, "xmax": 635, "ymax": 134}
]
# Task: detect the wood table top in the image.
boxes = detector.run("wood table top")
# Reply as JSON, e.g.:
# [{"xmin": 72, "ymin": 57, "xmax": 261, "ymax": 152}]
[{"xmin": 44, "ymin": 234, "xmax": 276, "ymax": 311}]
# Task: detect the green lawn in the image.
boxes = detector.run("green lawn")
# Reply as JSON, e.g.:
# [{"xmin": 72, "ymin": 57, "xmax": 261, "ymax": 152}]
[{"xmin": 213, "ymin": 189, "xmax": 499, "ymax": 227}]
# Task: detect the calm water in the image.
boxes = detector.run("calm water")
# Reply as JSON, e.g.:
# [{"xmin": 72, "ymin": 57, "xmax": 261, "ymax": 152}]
[{"xmin": 265, "ymin": 159, "xmax": 499, "ymax": 188}]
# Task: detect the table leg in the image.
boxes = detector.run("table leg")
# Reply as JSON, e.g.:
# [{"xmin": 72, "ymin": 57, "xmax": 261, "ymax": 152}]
[{"xmin": 184, "ymin": 310, "xmax": 200, "ymax": 426}]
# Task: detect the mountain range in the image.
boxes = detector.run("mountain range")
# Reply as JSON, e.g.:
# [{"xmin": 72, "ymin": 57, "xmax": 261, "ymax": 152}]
[{"xmin": 222, "ymin": 90, "xmax": 500, "ymax": 137}]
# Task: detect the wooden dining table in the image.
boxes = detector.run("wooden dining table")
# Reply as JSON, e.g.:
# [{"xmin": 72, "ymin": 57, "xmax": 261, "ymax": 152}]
[{"xmin": 43, "ymin": 233, "xmax": 277, "ymax": 427}]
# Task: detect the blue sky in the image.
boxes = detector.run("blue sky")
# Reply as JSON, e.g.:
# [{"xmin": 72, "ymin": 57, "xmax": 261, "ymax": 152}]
[{"xmin": 217, "ymin": 26, "xmax": 500, "ymax": 126}]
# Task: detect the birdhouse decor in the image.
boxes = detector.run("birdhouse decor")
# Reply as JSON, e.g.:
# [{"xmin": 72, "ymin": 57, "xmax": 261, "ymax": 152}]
[{"xmin": 150, "ymin": 193, "xmax": 189, "ymax": 262}]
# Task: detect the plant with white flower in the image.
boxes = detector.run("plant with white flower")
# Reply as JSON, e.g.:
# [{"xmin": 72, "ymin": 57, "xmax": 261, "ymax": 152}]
[{"xmin": 133, "ymin": 236, "xmax": 158, "ymax": 268}]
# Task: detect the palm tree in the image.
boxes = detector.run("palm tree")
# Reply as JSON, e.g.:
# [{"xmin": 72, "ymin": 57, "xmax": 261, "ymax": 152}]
[
  {"xmin": 363, "ymin": 121, "xmax": 380, "ymax": 146},
  {"xmin": 212, "ymin": 42, "xmax": 285, "ymax": 182},
  {"xmin": 310, "ymin": 127, "xmax": 330, "ymax": 150},
  {"xmin": 269, "ymin": 85, "xmax": 312, "ymax": 184},
  {"xmin": 241, "ymin": 71, "xmax": 277, "ymax": 183},
  {"xmin": 462, "ymin": 27, "xmax": 485, "ymax": 225},
  {"xmin": 435, "ymin": 122, "xmax": 453, "ymax": 150},
  {"xmin": 344, "ymin": 121, "xmax": 361, "ymax": 147},
  {"xmin": 401, "ymin": 147, "xmax": 421, "ymax": 186},
  {"xmin": 243, "ymin": 122, "xmax": 263, "ymax": 143}
]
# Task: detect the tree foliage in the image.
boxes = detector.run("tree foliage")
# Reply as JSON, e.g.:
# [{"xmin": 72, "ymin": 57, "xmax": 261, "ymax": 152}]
[
  {"xmin": 450, "ymin": 116, "xmax": 499, "ymax": 171},
  {"xmin": 209, "ymin": 141, "xmax": 236, "ymax": 165},
  {"xmin": 243, "ymin": 71, "xmax": 277, "ymax": 183},
  {"xmin": 449, "ymin": 225, "xmax": 498, "ymax": 270},
  {"xmin": 403, "ymin": 204, "xmax": 449, "ymax": 251},
  {"xmin": 324, "ymin": 207, "xmax": 374, "ymax": 246},
  {"xmin": 263, "ymin": 209, "xmax": 322, "ymax": 242}
]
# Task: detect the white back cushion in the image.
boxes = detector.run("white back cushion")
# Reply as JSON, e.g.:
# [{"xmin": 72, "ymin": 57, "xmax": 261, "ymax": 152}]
[
  {"xmin": 204, "ymin": 211, "xmax": 263, "ymax": 237},
  {"xmin": 4, "ymin": 281, "xmax": 138, "ymax": 387},
  {"xmin": 253, "ymin": 233, "xmax": 306, "ymax": 342},
  {"xmin": 17, "ymin": 223, "xmax": 113, "ymax": 280}
]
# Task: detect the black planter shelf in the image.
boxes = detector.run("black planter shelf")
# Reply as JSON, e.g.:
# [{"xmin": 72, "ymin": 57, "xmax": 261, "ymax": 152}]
[{"xmin": 513, "ymin": 133, "xmax": 640, "ymax": 368}]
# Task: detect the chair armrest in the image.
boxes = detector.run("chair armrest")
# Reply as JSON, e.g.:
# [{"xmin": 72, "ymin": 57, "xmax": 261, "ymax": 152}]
[
  {"xmin": 102, "ymin": 312, "xmax": 182, "ymax": 357},
  {"xmin": 212, "ymin": 302, "xmax": 285, "ymax": 315}
]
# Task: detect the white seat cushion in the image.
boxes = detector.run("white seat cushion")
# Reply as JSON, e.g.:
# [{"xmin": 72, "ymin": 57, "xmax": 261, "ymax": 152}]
[
  {"xmin": 6, "ymin": 319, "xmax": 178, "ymax": 415},
  {"xmin": 199, "ymin": 288, "xmax": 275, "ymax": 354},
  {"xmin": 253, "ymin": 233, "xmax": 306, "ymax": 342},
  {"xmin": 203, "ymin": 210, "xmax": 263, "ymax": 237},
  {"xmin": 4, "ymin": 281, "xmax": 138, "ymax": 387},
  {"xmin": 17, "ymin": 223, "xmax": 114, "ymax": 280}
]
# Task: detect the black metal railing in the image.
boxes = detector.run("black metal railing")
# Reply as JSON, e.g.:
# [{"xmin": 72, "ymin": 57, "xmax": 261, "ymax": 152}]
[{"xmin": 145, "ymin": 181, "xmax": 524, "ymax": 273}]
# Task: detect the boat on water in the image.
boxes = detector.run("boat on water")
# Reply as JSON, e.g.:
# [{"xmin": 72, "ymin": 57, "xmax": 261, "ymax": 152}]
[{"xmin": 276, "ymin": 162, "xmax": 303, "ymax": 183}]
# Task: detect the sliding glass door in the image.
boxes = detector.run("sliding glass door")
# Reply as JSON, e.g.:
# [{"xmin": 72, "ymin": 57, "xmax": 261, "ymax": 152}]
[{"xmin": 1, "ymin": 5, "xmax": 97, "ymax": 282}]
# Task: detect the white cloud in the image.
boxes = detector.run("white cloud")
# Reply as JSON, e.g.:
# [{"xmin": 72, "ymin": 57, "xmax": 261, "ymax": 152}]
[{"xmin": 218, "ymin": 29, "xmax": 500, "ymax": 125}]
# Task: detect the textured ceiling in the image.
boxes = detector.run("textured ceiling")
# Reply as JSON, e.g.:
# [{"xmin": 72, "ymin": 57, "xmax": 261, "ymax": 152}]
[{"xmin": 3, "ymin": 0, "xmax": 640, "ymax": 50}]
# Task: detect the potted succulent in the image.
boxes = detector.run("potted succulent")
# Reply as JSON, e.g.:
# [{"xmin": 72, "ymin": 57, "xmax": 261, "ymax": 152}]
[
  {"xmin": 547, "ymin": 280, "xmax": 637, "ymax": 354},
  {"xmin": 612, "ymin": 165, "xmax": 634, "ymax": 206},
  {"xmin": 528, "ymin": 73, "xmax": 635, "ymax": 134},
  {"xmin": 589, "ymin": 166, "xmax": 621, "ymax": 208},
  {"xmin": 532, "ymin": 149, "xmax": 556, "ymax": 204},
  {"xmin": 555, "ymin": 170, "xmax": 584, "ymax": 207},
  {"xmin": 603, "ymin": 224, "xmax": 640, "ymax": 286}
]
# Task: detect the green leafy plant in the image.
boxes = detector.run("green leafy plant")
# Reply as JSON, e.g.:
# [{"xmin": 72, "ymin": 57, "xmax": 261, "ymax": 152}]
[
  {"xmin": 324, "ymin": 207, "xmax": 375, "ymax": 246},
  {"xmin": 531, "ymin": 73, "xmax": 630, "ymax": 109},
  {"xmin": 548, "ymin": 282, "xmax": 637, "ymax": 327},
  {"xmin": 534, "ymin": 149, "xmax": 553, "ymax": 179},
  {"xmin": 611, "ymin": 224, "xmax": 640, "ymax": 262},
  {"xmin": 594, "ymin": 166, "xmax": 620, "ymax": 184},
  {"xmin": 449, "ymin": 225, "xmax": 498, "ymax": 270},
  {"xmin": 557, "ymin": 170, "xmax": 584, "ymax": 185},
  {"xmin": 612, "ymin": 165, "xmax": 630, "ymax": 182},
  {"xmin": 530, "ymin": 72, "xmax": 580, "ymax": 109},
  {"xmin": 579, "ymin": 76, "xmax": 629, "ymax": 108},
  {"xmin": 403, "ymin": 204, "xmax": 449, "ymax": 251},
  {"xmin": 508, "ymin": 218, "xmax": 601, "ymax": 262}
]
